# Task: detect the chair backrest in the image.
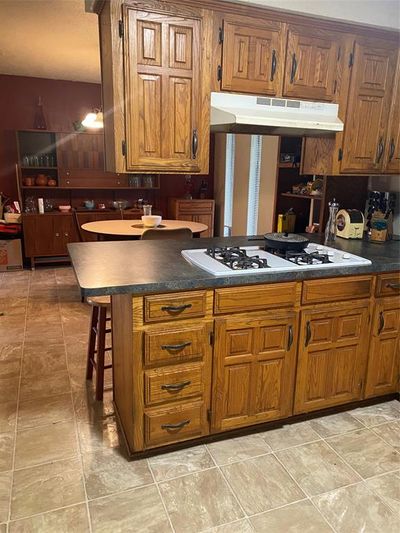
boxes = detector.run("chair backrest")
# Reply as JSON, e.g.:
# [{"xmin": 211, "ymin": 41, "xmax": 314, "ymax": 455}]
[
  {"xmin": 73, "ymin": 209, "xmax": 85, "ymax": 242},
  {"xmin": 141, "ymin": 227, "xmax": 193, "ymax": 240}
]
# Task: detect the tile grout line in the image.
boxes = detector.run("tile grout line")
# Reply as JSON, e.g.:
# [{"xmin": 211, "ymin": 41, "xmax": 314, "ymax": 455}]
[
  {"xmin": 57, "ymin": 274, "xmax": 93, "ymax": 533},
  {"xmin": 6, "ymin": 272, "xmax": 31, "ymax": 524},
  {"xmin": 148, "ymin": 463, "xmax": 177, "ymax": 533}
]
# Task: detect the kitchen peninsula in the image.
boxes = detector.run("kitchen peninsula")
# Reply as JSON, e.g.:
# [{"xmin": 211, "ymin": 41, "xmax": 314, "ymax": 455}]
[{"xmin": 69, "ymin": 236, "xmax": 400, "ymax": 458}]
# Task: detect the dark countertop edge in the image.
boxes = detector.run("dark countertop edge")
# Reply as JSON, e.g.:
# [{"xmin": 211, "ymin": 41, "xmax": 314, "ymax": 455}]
[{"xmin": 78, "ymin": 263, "xmax": 400, "ymax": 297}]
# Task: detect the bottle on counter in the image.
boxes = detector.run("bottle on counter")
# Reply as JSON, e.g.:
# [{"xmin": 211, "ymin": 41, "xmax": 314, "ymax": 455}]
[
  {"xmin": 324, "ymin": 198, "xmax": 339, "ymax": 244},
  {"xmin": 38, "ymin": 198, "xmax": 44, "ymax": 214}
]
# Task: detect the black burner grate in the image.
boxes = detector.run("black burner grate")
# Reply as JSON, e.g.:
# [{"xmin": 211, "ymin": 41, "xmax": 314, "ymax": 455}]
[{"xmin": 206, "ymin": 247, "xmax": 269, "ymax": 270}]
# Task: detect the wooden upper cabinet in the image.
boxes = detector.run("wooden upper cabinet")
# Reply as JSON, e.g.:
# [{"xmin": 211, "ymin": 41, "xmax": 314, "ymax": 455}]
[
  {"xmin": 220, "ymin": 16, "xmax": 284, "ymax": 95},
  {"xmin": 123, "ymin": 5, "xmax": 209, "ymax": 173},
  {"xmin": 56, "ymin": 133, "xmax": 112, "ymax": 179},
  {"xmin": 283, "ymin": 25, "xmax": 343, "ymax": 101},
  {"xmin": 385, "ymin": 55, "xmax": 400, "ymax": 173},
  {"xmin": 340, "ymin": 37, "xmax": 398, "ymax": 173}
]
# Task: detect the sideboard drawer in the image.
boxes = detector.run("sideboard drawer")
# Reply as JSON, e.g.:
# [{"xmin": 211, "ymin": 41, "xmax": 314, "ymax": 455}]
[
  {"xmin": 376, "ymin": 273, "xmax": 400, "ymax": 297},
  {"xmin": 302, "ymin": 276, "xmax": 373, "ymax": 305},
  {"xmin": 144, "ymin": 323, "xmax": 211, "ymax": 366},
  {"xmin": 144, "ymin": 291, "xmax": 208, "ymax": 323},
  {"xmin": 214, "ymin": 282, "xmax": 299, "ymax": 315},
  {"xmin": 144, "ymin": 363, "xmax": 204, "ymax": 406},
  {"xmin": 144, "ymin": 401, "xmax": 207, "ymax": 448}
]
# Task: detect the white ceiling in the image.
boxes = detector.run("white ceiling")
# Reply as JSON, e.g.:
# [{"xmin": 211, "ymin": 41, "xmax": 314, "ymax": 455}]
[
  {"xmin": 0, "ymin": 0, "xmax": 398, "ymax": 84},
  {"xmin": 0, "ymin": 0, "xmax": 100, "ymax": 83}
]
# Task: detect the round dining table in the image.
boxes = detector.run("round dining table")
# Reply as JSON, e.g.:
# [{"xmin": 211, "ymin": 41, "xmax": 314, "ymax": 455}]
[{"xmin": 81, "ymin": 219, "xmax": 208, "ymax": 239}]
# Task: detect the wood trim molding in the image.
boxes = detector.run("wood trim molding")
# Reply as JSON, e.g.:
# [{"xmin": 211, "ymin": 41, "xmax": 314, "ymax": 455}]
[{"xmin": 94, "ymin": 0, "xmax": 399, "ymax": 41}]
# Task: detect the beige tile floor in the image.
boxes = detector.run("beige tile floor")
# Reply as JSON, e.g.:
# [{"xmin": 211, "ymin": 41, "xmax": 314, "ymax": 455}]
[{"xmin": 0, "ymin": 267, "xmax": 399, "ymax": 532}]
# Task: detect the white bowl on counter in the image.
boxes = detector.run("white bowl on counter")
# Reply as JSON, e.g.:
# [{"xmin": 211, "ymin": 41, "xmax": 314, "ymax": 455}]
[
  {"xmin": 142, "ymin": 215, "xmax": 162, "ymax": 228},
  {"xmin": 58, "ymin": 205, "xmax": 71, "ymax": 213}
]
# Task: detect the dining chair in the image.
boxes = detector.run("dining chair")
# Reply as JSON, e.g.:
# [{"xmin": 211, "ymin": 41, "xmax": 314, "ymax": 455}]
[{"xmin": 141, "ymin": 227, "xmax": 193, "ymax": 240}]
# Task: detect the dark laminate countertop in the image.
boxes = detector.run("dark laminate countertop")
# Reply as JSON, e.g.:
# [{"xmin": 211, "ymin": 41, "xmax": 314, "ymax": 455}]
[{"xmin": 68, "ymin": 234, "xmax": 400, "ymax": 297}]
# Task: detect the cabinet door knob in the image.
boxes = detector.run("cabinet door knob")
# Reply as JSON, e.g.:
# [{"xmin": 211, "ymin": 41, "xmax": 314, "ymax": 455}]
[
  {"xmin": 378, "ymin": 311, "xmax": 385, "ymax": 335},
  {"xmin": 192, "ymin": 129, "xmax": 198, "ymax": 159},
  {"xmin": 290, "ymin": 53, "xmax": 297, "ymax": 83},
  {"xmin": 270, "ymin": 49, "xmax": 277, "ymax": 82},
  {"xmin": 64, "ymin": 232, "xmax": 69, "ymax": 237},
  {"xmin": 55, "ymin": 232, "xmax": 60, "ymax": 237},
  {"xmin": 287, "ymin": 324, "xmax": 293, "ymax": 351},
  {"xmin": 66, "ymin": 171, "xmax": 70, "ymax": 176},
  {"xmin": 305, "ymin": 321, "xmax": 311, "ymax": 347},
  {"xmin": 161, "ymin": 419, "xmax": 190, "ymax": 430}
]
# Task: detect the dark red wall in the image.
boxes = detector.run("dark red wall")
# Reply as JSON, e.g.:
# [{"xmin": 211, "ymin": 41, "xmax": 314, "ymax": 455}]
[
  {"xmin": 0, "ymin": 74, "xmax": 213, "ymax": 215},
  {"xmin": 0, "ymin": 74, "xmax": 102, "ymax": 199}
]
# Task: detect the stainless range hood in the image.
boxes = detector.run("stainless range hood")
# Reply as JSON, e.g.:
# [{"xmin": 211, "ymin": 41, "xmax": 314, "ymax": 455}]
[{"xmin": 211, "ymin": 92, "xmax": 344, "ymax": 137}]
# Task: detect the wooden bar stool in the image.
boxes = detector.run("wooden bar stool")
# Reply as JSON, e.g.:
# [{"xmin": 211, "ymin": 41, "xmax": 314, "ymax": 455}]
[{"xmin": 86, "ymin": 296, "xmax": 112, "ymax": 401}]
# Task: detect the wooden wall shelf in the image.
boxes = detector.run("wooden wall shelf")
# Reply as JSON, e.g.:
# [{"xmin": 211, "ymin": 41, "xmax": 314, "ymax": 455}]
[{"xmin": 281, "ymin": 193, "xmax": 322, "ymax": 201}]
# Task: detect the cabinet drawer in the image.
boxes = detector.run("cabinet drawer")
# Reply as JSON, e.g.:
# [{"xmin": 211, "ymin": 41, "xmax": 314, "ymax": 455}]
[
  {"xmin": 214, "ymin": 282, "xmax": 298, "ymax": 314},
  {"xmin": 144, "ymin": 401, "xmax": 207, "ymax": 448},
  {"xmin": 376, "ymin": 273, "xmax": 400, "ymax": 297},
  {"xmin": 302, "ymin": 276, "xmax": 373, "ymax": 305},
  {"xmin": 144, "ymin": 291, "xmax": 208, "ymax": 323},
  {"xmin": 144, "ymin": 323, "xmax": 210, "ymax": 366},
  {"xmin": 144, "ymin": 363, "xmax": 204, "ymax": 406},
  {"xmin": 175, "ymin": 200, "xmax": 214, "ymax": 213}
]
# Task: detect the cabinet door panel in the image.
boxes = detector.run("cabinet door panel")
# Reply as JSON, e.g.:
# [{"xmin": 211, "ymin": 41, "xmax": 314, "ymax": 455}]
[
  {"xmin": 294, "ymin": 303, "xmax": 370, "ymax": 414},
  {"xmin": 212, "ymin": 312, "xmax": 298, "ymax": 431},
  {"xmin": 340, "ymin": 38, "xmax": 397, "ymax": 173},
  {"xmin": 365, "ymin": 298, "xmax": 400, "ymax": 398},
  {"xmin": 385, "ymin": 62, "xmax": 400, "ymax": 173},
  {"xmin": 124, "ymin": 8, "xmax": 202, "ymax": 172},
  {"xmin": 221, "ymin": 18, "xmax": 283, "ymax": 95},
  {"xmin": 23, "ymin": 215, "xmax": 55, "ymax": 257},
  {"xmin": 283, "ymin": 25, "xmax": 342, "ymax": 101}
]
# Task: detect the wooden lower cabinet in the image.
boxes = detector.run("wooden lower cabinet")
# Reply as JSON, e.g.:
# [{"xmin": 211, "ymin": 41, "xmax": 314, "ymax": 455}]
[
  {"xmin": 365, "ymin": 297, "xmax": 400, "ymax": 398},
  {"xmin": 23, "ymin": 214, "xmax": 78, "ymax": 260},
  {"xmin": 211, "ymin": 310, "xmax": 298, "ymax": 431},
  {"xmin": 168, "ymin": 198, "xmax": 215, "ymax": 238},
  {"xmin": 294, "ymin": 301, "xmax": 371, "ymax": 414}
]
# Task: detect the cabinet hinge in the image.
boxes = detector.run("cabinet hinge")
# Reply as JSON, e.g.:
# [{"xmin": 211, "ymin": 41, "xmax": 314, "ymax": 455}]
[
  {"xmin": 359, "ymin": 379, "xmax": 364, "ymax": 390},
  {"xmin": 338, "ymin": 148, "xmax": 343, "ymax": 161},
  {"xmin": 207, "ymin": 409, "xmax": 212, "ymax": 422},
  {"xmin": 121, "ymin": 140, "xmax": 126, "ymax": 157},
  {"xmin": 218, "ymin": 26, "xmax": 224, "ymax": 44},
  {"xmin": 118, "ymin": 19, "xmax": 124, "ymax": 38},
  {"xmin": 209, "ymin": 331, "xmax": 214, "ymax": 346},
  {"xmin": 349, "ymin": 52, "xmax": 354, "ymax": 67},
  {"xmin": 217, "ymin": 65, "xmax": 222, "ymax": 81}
]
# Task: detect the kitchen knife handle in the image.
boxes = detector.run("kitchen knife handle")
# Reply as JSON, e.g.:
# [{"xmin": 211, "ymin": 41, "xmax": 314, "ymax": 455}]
[
  {"xmin": 376, "ymin": 137, "xmax": 384, "ymax": 163},
  {"xmin": 305, "ymin": 321, "xmax": 311, "ymax": 347},
  {"xmin": 161, "ymin": 380, "xmax": 191, "ymax": 391},
  {"xmin": 389, "ymin": 138, "xmax": 395, "ymax": 161},
  {"xmin": 287, "ymin": 324, "xmax": 294, "ymax": 351},
  {"xmin": 161, "ymin": 304, "xmax": 192, "ymax": 313},
  {"xmin": 161, "ymin": 341, "xmax": 192, "ymax": 351},
  {"xmin": 290, "ymin": 53, "xmax": 297, "ymax": 83},
  {"xmin": 192, "ymin": 129, "xmax": 198, "ymax": 159},
  {"xmin": 378, "ymin": 311, "xmax": 385, "ymax": 335},
  {"xmin": 161, "ymin": 419, "xmax": 190, "ymax": 430},
  {"xmin": 270, "ymin": 49, "xmax": 277, "ymax": 82},
  {"xmin": 386, "ymin": 283, "xmax": 400, "ymax": 290}
]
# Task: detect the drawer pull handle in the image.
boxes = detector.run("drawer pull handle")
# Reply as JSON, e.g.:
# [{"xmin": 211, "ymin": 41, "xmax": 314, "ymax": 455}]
[
  {"xmin": 161, "ymin": 342, "xmax": 192, "ymax": 351},
  {"xmin": 287, "ymin": 325, "xmax": 293, "ymax": 351},
  {"xmin": 305, "ymin": 321, "xmax": 311, "ymax": 347},
  {"xmin": 161, "ymin": 304, "xmax": 192, "ymax": 313},
  {"xmin": 161, "ymin": 380, "xmax": 191, "ymax": 392},
  {"xmin": 386, "ymin": 283, "xmax": 400, "ymax": 290},
  {"xmin": 378, "ymin": 311, "xmax": 385, "ymax": 335},
  {"xmin": 161, "ymin": 419, "xmax": 190, "ymax": 430}
]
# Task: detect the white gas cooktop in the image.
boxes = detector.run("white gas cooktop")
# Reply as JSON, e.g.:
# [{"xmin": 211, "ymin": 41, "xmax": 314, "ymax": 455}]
[{"xmin": 181, "ymin": 243, "xmax": 371, "ymax": 276}]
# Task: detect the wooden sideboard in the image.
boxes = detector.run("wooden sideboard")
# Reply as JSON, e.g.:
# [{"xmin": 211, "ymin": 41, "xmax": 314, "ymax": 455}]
[{"xmin": 168, "ymin": 198, "xmax": 215, "ymax": 238}]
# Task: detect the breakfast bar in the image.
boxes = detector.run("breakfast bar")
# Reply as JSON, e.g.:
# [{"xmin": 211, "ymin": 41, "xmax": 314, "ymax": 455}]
[{"xmin": 69, "ymin": 236, "xmax": 400, "ymax": 458}]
